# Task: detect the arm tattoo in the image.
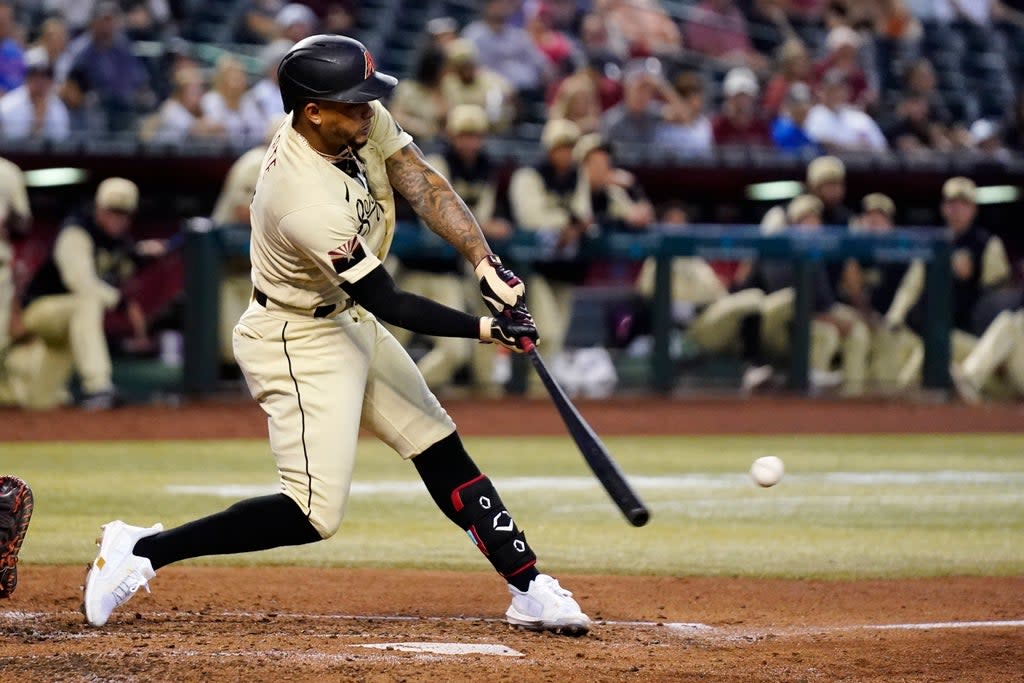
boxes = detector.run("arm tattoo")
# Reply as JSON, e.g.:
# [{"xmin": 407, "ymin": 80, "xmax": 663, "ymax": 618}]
[{"xmin": 386, "ymin": 142, "xmax": 490, "ymax": 264}]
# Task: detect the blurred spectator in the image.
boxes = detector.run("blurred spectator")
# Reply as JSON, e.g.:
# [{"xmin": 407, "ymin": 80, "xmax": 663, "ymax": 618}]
[
  {"xmin": 812, "ymin": 26, "xmax": 874, "ymax": 110},
  {"xmin": 201, "ymin": 55, "xmax": 264, "ymax": 147},
  {"xmin": 762, "ymin": 39, "xmax": 811, "ymax": 120},
  {"xmin": 508, "ymin": 119, "xmax": 589, "ymax": 389},
  {"xmin": 658, "ymin": 69, "xmax": 713, "ymax": 156},
  {"xmin": 275, "ymin": 3, "xmax": 317, "ymax": 43},
  {"xmin": 0, "ymin": 51, "xmax": 69, "ymax": 141},
  {"xmin": 41, "ymin": 0, "xmax": 99, "ymax": 33},
  {"xmin": 968, "ymin": 119, "xmax": 1012, "ymax": 160},
  {"xmin": 772, "ymin": 82, "xmax": 819, "ymax": 154},
  {"xmin": 26, "ymin": 17, "xmax": 70, "ymax": 84},
  {"xmin": 0, "ymin": 1, "xmax": 24, "ymax": 96},
  {"xmin": 746, "ymin": 0, "xmax": 799, "ymax": 56},
  {"xmin": 462, "ymin": 0, "xmax": 550, "ymax": 94},
  {"xmin": 548, "ymin": 52, "xmax": 623, "ymax": 134},
  {"xmin": 67, "ymin": 1, "xmax": 153, "ymax": 133},
  {"xmin": 599, "ymin": 0, "xmax": 682, "ymax": 56},
  {"xmin": 140, "ymin": 66, "xmax": 224, "ymax": 144},
  {"xmin": 235, "ymin": 0, "xmax": 283, "ymax": 44},
  {"xmin": 426, "ymin": 16, "xmax": 459, "ymax": 49},
  {"xmin": 804, "ymin": 69, "xmax": 887, "ymax": 152},
  {"xmin": 525, "ymin": 3, "xmax": 574, "ymax": 69},
  {"xmin": 712, "ymin": 67, "xmax": 772, "ymax": 146},
  {"xmin": 600, "ymin": 65, "xmax": 665, "ymax": 146},
  {"xmin": 18, "ymin": 178, "xmax": 167, "ymax": 409},
  {"xmin": 578, "ymin": 12, "xmax": 628, "ymax": 59},
  {"xmin": 900, "ymin": 58, "xmax": 958, "ymax": 137},
  {"xmin": 874, "ymin": 0, "xmax": 922, "ymax": 42},
  {"xmin": 248, "ymin": 39, "xmax": 292, "ymax": 130},
  {"xmin": 884, "ymin": 92, "xmax": 953, "ymax": 152},
  {"xmin": 303, "ymin": 0, "xmax": 357, "ymax": 35},
  {"xmin": 1003, "ymin": 92, "xmax": 1024, "ymax": 152},
  {"xmin": 685, "ymin": 0, "xmax": 770, "ymax": 70},
  {"xmin": 390, "ymin": 44, "xmax": 447, "ymax": 142},
  {"xmin": 574, "ymin": 133, "xmax": 654, "ymax": 230},
  {"xmin": 440, "ymin": 39, "xmax": 514, "ymax": 132},
  {"xmin": 122, "ymin": 0, "xmax": 173, "ymax": 40}
]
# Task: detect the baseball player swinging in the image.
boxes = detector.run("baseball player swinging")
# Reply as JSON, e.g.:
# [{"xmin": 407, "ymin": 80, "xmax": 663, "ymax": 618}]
[{"xmin": 82, "ymin": 35, "xmax": 590, "ymax": 635}]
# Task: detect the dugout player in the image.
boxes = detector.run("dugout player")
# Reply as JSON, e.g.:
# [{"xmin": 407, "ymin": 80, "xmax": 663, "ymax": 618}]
[
  {"xmin": 82, "ymin": 36, "xmax": 590, "ymax": 635},
  {"xmin": 0, "ymin": 158, "xmax": 31, "ymax": 357}
]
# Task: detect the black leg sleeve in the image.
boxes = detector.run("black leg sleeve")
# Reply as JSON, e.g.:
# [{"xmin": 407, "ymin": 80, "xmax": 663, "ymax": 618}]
[{"xmin": 132, "ymin": 494, "xmax": 321, "ymax": 570}]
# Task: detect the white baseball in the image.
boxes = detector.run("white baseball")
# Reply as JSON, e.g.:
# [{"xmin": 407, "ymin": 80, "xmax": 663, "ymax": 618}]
[{"xmin": 750, "ymin": 456, "xmax": 785, "ymax": 487}]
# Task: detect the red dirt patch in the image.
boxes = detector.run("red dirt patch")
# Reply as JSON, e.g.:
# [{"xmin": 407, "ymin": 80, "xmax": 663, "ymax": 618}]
[
  {"xmin": 2, "ymin": 567, "xmax": 1023, "ymax": 682},
  {"xmin": 2, "ymin": 397, "xmax": 1024, "ymax": 441}
]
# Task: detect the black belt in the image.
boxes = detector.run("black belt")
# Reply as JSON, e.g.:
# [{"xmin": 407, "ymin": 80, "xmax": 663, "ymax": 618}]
[{"xmin": 254, "ymin": 288, "xmax": 337, "ymax": 318}]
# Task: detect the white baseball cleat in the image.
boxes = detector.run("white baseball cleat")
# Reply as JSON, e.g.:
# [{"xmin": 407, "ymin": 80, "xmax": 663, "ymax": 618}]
[
  {"xmin": 505, "ymin": 574, "xmax": 591, "ymax": 636},
  {"xmin": 82, "ymin": 520, "xmax": 163, "ymax": 626}
]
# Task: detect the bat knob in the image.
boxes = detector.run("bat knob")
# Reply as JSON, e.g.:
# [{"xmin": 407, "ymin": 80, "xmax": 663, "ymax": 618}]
[{"xmin": 519, "ymin": 337, "xmax": 535, "ymax": 353}]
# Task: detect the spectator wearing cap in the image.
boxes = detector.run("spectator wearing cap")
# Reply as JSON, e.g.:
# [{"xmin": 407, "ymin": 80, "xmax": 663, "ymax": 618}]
[
  {"xmin": 426, "ymin": 17, "xmax": 459, "ymax": 49},
  {"xmin": 855, "ymin": 192, "xmax": 926, "ymax": 393},
  {"xmin": 509, "ymin": 119, "xmax": 591, "ymax": 389},
  {"xmin": 0, "ymin": 1, "xmax": 24, "ymax": 96},
  {"xmin": 66, "ymin": 1, "xmax": 153, "ymax": 132},
  {"xmin": 275, "ymin": 3, "xmax": 317, "ymax": 42},
  {"xmin": 141, "ymin": 66, "xmax": 225, "ymax": 144},
  {"xmin": 440, "ymin": 39, "xmax": 514, "ymax": 132},
  {"xmin": 804, "ymin": 69, "xmax": 887, "ymax": 152},
  {"xmin": 201, "ymin": 54, "xmax": 265, "ymax": 147},
  {"xmin": 18, "ymin": 178, "xmax": 168, "ymax": 410},
  {"xmin": 684, "ymin": 0, "xmax": 770, "ymax": 71},
  {"xmin": 771, "ymin": 82, "xmax": 819, "ymax": 154},
  {"xmin": 121, "ymin": 0, "xmax": 174, "ymax": 41},
  {"xmin": 462, "ymin": 0, "xmax": 551, "ymax": 94},
  {"xmin": 248, "ymin": 39, "xmax": 293, "ymax": 132},
  {"xmin": 712, "ymin": 67, "xmax": 772, "ymax": 146},
  {"xmin": 883, "ymin": 91, "xmax": 953, "ymax": 152},
  {"xmin": 0, "ymin": 51, "xmax": 69, "ymax": 141},
  {"xmin": 762, "ymin": 39, "xmax": 811, "ymax": 120},
  {"xmin": 601, "ymin": 64, "xmax": 680, "ymax": 148},
  {"xmin": 390, "ymin": 44, "xmax": 448, "ymax": 142},
  {"xmin": 812, "ymin": 26, "xmax": 874, "ymax": 110}
]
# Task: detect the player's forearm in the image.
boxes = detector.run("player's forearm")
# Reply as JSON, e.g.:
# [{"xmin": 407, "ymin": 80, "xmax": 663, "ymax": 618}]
[
  {"xmin": 340, "ymin": 265, "xmax": 481, "ymax": 339},
  {"xmin": 386, "ymin": 143, "xmax": 491, "ymax": 265}
]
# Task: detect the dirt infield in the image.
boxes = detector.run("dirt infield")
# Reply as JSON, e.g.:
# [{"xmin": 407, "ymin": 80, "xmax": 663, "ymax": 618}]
[
  {"xmin": 2, "ymin": 567, "xmax": 1022, "ymax": 682},
  {"xmin": 2, "ymin": 396, "xmax": 1024, "ymax": 441}
]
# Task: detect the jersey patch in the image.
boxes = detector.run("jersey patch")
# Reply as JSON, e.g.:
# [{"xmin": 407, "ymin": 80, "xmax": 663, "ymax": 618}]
[{"xmin": 329, "ymin": 236, "xmax": 368, "ymax": 273}]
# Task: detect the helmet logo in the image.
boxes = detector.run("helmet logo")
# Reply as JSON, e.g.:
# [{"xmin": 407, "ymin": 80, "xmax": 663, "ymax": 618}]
[{"xmin": 363, "ymin": 49, "xmax": 376, "ymax": 79}]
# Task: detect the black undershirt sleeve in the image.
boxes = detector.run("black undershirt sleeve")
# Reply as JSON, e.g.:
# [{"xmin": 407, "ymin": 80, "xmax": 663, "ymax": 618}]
[{"xmin": 340, "ymin": 263, "xmax": 482, "ymax": 339}]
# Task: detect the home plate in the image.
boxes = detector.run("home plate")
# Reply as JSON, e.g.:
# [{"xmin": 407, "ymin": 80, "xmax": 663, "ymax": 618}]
[{"xmin": 358, "ymin": 642, "xmax": 524, "ymax": 657}]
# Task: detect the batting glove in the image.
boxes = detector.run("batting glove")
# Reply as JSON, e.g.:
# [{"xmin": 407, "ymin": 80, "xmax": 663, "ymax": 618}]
[
  {"xmin": 476, "ymin": 254, "xmax": 526, "ymax": 316},
  {"xmin": 479, "ymin": 313, "xmax": 539, "ymax": 353}
]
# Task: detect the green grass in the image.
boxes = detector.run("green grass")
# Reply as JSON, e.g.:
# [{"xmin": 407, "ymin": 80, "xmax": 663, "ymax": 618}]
[{"xmin": 3, "ymin": 435, "xmax": 1023, "ymax": 578}]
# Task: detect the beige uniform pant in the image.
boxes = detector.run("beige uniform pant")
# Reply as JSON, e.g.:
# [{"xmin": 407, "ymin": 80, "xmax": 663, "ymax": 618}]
[
  {"xmin": 233, "ymin": 302, "xmax": 456, "ymax": 538},
  {"xmin": 869, "ymin": 326, "xmax": 923, "ymax": 392},
  {"xmin": 9, "ymin": 293, "xmax": 114, "ymax": 408},
  {"xmin": 392, "ymin": 270, "xmax": 474, "ymax": 390},
  {"xmin": 219, "ymin": 274, "xmax": 254, "ymax": 364},
  {"xmin": 959, "ymin": 310, "xmax": 1024, "ymax": 396},
  {"xmin": 0, "ymin": 242, "xmax": 12, "ymax": 352},
  {"xmin": 526, "ymin": 275, "xmax": 574, "ymax": 392},
  {"xmin": 758, "ymin": 289, "xmax": 871, "ymax": 392},
  {"xmin": 689, "ymin": 288, "xmax": 764, "ymax": 353}
]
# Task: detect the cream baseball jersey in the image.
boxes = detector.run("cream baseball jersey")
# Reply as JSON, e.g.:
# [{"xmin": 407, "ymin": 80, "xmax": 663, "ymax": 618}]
[{"xmin": 248, "ymin": 100, "xmax": 412, "ymax": 310}]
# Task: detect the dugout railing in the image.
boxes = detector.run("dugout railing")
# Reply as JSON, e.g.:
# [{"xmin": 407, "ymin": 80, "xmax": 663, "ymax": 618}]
[{"xmin": 182, "ymin": 221, "xmax": 953, "ymax": 396}]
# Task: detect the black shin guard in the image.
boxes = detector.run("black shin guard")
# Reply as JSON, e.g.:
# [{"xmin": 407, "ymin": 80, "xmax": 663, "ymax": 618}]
[
  {"xmin": 450, "ymin": 474, "xmax": 538, "ymax": 582},
  {"xmin": 415, "ymin": 433, "xmax": 540, "ymax": 590}
]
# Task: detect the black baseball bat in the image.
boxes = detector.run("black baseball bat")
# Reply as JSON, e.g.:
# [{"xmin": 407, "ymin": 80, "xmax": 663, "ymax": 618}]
[{"xmin": 520, "ymin": 337, "xmax": 650, "ymax": 527}]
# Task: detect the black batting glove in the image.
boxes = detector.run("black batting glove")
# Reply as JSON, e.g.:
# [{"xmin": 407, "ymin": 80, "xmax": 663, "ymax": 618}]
[
  {"xmin": 475, "ymin": 254, "xmax": 526, "ymax": 316},
  {"xmin": 479, "ymin": 312, "xmax": 539, "ymax": 353}
]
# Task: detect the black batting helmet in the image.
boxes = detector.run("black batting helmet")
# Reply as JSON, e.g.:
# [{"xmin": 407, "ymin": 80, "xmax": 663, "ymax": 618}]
[{"xmin": 278, "ymin": 35, "xmax": 397, "ymax": 113}]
